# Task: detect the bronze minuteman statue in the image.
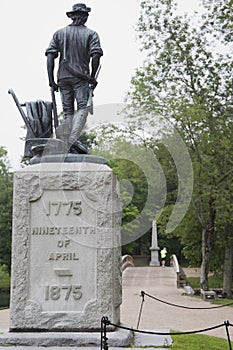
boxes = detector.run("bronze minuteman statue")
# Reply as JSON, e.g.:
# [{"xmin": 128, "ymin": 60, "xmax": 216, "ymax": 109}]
[{"xmin": 45, "ymin": 3, "xmax": 103, "ymax": 154}]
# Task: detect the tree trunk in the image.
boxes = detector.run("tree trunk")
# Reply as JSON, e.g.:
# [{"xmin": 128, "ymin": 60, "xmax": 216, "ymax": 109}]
[
  {"xmin": 200, "ymin": 227, "xmax": 210, "ymax": 290},
  {"xmin": 223, "ymin": 242, "xmax": 233, "ymax": 299},
  {"xmin": 200, "ymin": 195, "xmax": 216, "ymax": 291}
]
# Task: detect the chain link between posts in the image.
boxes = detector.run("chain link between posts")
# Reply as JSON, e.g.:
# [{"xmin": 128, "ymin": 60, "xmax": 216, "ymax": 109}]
[{"xmin": 100, "ymin": 317, "xmax": 233, "ymax": 350}]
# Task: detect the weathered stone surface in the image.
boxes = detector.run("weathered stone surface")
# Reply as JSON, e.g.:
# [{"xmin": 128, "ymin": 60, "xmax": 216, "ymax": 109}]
[
  {"xmin": 0, "ymin": 347, "xmax": 168, "ymax": 350},
  {"xmin": 134, "ymin": 330, "xmax": 172, "ymax": 347},
  {"xmin": 10, "ymin": 163, "xmax": 122, "ymax": 331},
  {"xmin": 0, "ymin": 326, "xmax": 132, "ymax": 347}
]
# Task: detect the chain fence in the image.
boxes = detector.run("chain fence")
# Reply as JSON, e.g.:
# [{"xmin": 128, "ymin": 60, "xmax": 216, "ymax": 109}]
[
  {"xmin": 137, "ymin": 290, "xmax": 233, "ymax": 329},
  {"xmin": 101, "ymin": 316, "xmax": 233, "ymax": 350},
  {"xmin": 101, "ymin": 288, "xmax": 233, "ymax": 350}
]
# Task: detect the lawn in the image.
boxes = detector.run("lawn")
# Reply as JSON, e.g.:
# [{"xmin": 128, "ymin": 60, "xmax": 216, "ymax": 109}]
[
  {"xmin": 0, "ymin": 265, "xmax": 10, "ymax": 289},
  {"xmin": 186, "ymin": 274, "xmax": 233, "ymax": 306},
  {"xmin": 186, "ymin": 274, "xmax": 231, "ymax": 289},
  {"xmin": 212, "ymin": 298, "xmax": 233, "ymax": 307},
  {"xmin": 171, "ymin": 332, "xmax": 233, "ymax": 350}
]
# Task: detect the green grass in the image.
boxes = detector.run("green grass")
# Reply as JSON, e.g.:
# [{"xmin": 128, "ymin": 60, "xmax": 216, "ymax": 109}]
[
  {"xmin": 187, "ymin": 274, "xmax": 232, "ymax": 289},
  {"xmin": 212, "ymin": 298, "xmax": 233, "ymax": 307},
  {"xmin": 171, "ymin": 332, "xmax": 233, "ymax": 350},
  {"xmin": 186, "ymin": 275, "xmax": 233, "ymax": 306},
  {"xmin": 0, "ymin": 265, "xmax": 10, "ymax": 289}
]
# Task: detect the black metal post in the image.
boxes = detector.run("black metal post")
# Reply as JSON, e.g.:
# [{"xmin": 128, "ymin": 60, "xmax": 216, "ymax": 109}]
[
  {"xmin": 101, "ymin": 317, "xmax": 104, "ymax": 350},
  {"xmin": 224, "ymin": 320, "xmax": 232, "ymax": 350},
  {"xmin": 100, "ymin": 316, "xmax": 109, "ymax": 350},
  {"xmin": 137, "ymin": 290, "xmax": 145, "ymax": 329}
]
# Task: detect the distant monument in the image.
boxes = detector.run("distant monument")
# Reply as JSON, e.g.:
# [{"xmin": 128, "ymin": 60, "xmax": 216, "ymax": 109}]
[
  {"xmin": 150, "ymin": 220, "xmax": 160, "ymax": 266},
  {"xmin": 4, "ymin": 4, "xmax": 131, "ymax": 347}
]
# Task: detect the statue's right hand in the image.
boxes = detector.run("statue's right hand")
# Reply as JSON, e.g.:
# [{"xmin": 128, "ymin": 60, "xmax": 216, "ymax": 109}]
[
  {"xmin": 49, "ymin": 81, "xmax": 59, "ymax": 92},
  {"xmin": 89, "ymin": 78, "xmax": 98, "ymax": 89}
]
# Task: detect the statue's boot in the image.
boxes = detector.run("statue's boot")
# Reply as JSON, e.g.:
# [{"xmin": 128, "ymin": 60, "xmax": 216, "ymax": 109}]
[
  {"xmin": 68, "ymin": 108, "xmax": 88, "ymax": 154},
  {"xmin": 55, "ymin": 121, "xmax": 71, "ymax": 153}
]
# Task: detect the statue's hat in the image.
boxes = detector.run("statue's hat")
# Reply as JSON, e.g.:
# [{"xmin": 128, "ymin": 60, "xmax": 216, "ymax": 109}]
[{"xmin": 66, "ymin": 3, "xmax": 91, "ymax": 17}]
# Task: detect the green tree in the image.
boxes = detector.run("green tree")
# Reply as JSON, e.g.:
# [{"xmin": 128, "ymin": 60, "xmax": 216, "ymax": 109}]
[
  {"xmin": 126, "ymin": 0, "xmax": 233, "ymax": 289},
  {"xmin": 91, "ymin": 120, "xmax": 187, "ymax": 258},
  {"xmin": 215, "ymin": 179, "xmax": 233, "ymax": 298},
  {"xmin": 91, "ymin": 127, "xmax": 168, "ymax": 255},
  {"xmin": 202, "ymin": 0, "xmax": 233, "ymax": 43},
  {"xmin": 0, "ymin": 147, "xmax": 13, "ymax": 272}
]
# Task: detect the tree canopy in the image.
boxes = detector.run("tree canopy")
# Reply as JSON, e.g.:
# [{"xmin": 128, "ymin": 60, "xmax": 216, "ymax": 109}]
[{"xmin": 126, "ymin": 0, "xmax": 233, "ymax": 291}]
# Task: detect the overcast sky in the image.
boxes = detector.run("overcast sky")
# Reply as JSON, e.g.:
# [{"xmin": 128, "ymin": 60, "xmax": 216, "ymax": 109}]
[{"xmin": 0, "ymin": 0, "xmax": 199, "ymax": 169}]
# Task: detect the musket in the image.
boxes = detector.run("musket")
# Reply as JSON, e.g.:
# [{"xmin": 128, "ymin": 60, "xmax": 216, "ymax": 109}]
[
  {"xmin": 50, "ymin": 86, "xmax": 59, "ymax": 131},
  {"xmin": 87, "ymin": 64, "xmax": 101, "ymax": 115},
  {"xmin": 8, "ymin": 89, "xmax": 36, "ymax": 137}
]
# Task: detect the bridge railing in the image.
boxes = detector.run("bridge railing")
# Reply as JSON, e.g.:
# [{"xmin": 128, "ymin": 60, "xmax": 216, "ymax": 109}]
[
  {"xmin": 170, "ymin": 254, "xmax": 187, "ymax": 288},
  {"xmin": 121, "ymin": 255, "xmax": 135, "ymax": 271}
]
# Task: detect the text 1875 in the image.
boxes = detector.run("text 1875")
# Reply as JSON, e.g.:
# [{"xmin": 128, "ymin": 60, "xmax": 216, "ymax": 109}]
[{"xmin": 45, "ymin": 285, "xmax": 82, "ymax": 301}]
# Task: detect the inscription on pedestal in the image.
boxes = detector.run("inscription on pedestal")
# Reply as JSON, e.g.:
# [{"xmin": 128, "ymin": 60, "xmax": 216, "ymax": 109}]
[
  {"xmin": 29, "ymin": 190, "xmax": 97, "ymax": 312},
  {"xmin": 10, "ymin": 163, "xmax": 122, "ymax": 331}
]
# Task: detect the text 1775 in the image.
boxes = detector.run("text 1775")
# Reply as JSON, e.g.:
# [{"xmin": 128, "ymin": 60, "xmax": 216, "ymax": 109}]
[{"xmin": 45, "ymin": 201, "xmax": 82, "ymax": 216}]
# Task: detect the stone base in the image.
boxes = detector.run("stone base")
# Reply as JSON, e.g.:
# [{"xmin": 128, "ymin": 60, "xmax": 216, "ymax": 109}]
[
  {"xmin": 149, "ymin": 261, "xmax": 160, "ymax": 267},
  {"xmin": 134, "ymin": 329, "xmax": 172, "ymax": 347},
  {"xmin": 200, "ymin": 289, "xmax": 217, "ymax": 301},
  {"xmin": 149, "ymin": 248, "xmax": 160, "ymax": 267},
  {"xmin": 0, "ymin": 326, "xmax": 132, "ymax": 347},
  {"xmin": 10, "ymin": 162, "xmax": 122, "ymax": 331},
  {"xmin": 30, "ymin": 154, "xmax": 106, "ymax": 165}
]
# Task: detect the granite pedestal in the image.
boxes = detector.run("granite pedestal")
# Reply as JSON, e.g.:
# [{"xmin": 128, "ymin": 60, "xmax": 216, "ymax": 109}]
[{"xmin": 9, "ymin": 161, "xmax": 124, "ymax": 336}]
